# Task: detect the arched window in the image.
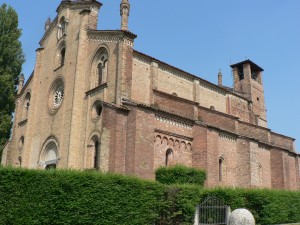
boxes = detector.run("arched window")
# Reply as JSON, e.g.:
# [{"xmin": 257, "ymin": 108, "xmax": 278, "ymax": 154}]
[
  {"xmin": 25, "ymin": 92, "xmax": 31, "ymax": 109},
  {"xmin": 19, "ymin": 136, "xmax": 24, "ymax": 151},
  {"xmin": 97, "ymin": 63, "xmax": 103, "ymax": 85},
  {"xmin": 258, "ymin": 163, "xmax": 263, "ymax": 186},
  {"xmin": 55, "ymin": 41, "xmax": 66, "ymax": 69},
  {"xmin": 94, "ymin": 140, "xmax": 100, "ymax": 169},
  {"xmin": 165, "ymin": 149, "xmax": 173, "ymax": 166},
  {"xmin": 97, "ymin": 54, "xmax": 108, "ymax": 86},
  {"xmin": 219, "ymin": 157, "xmax": 224, "ymax": 181},
  {"xmin": 91, "ymin": 100, "xmax": 102, "ymax": 120},
  {"xmin": 22, "ymin": 92, "xmax": 31, "ymax": 119},
  {"xmin": 57, "ymin": 17, "xmax": 67, "ymax": 39},
  {"xmin": 91, "ymin": 48, "xmax": 108, "ymax": 88},
  {"xmin": 60, "ymin": 47, "xmax": 66, "ymax": 66}
]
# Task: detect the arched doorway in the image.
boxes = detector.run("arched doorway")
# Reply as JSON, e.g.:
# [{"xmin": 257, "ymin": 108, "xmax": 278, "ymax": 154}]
[{"xmin": 39, "ymin": 138, "xmax": 59, "ymax": 169}]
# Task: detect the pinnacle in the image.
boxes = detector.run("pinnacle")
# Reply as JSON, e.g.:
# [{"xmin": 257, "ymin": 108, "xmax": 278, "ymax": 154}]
[{"xmin": 121, "ymin": 0, "xmax": 129, "ymax": 5}]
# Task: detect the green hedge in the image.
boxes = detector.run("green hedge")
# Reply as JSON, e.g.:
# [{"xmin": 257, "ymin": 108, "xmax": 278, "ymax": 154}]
[
  {"xmin": 0, "ymin": 167, "xmax": 299, "ymax": 225},
  {"xmin": 155, "ymin": 164, "xmax": 206, "ymax": 186},
  {"xmin": 0, "ymin": 167, "xmax": 167, "ymax": 225}
]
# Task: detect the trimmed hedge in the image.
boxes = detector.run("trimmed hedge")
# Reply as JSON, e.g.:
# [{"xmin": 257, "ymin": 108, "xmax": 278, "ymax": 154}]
[
  {"xmin": 155, "ymin": 164, "xmax": 206, "ymax": 186},
  {"xmin": 0, "ymin": 167, "xmax": 167, "ymax": 225},
  {"xmin": 0, "ymin": 167, "xmax": 299, "ymax": 225}
]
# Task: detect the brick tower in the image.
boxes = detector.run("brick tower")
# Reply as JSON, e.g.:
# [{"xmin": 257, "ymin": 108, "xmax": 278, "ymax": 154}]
[{"xmin": 231, "ymin": 60, "xmax": 267, "ymax": 127}]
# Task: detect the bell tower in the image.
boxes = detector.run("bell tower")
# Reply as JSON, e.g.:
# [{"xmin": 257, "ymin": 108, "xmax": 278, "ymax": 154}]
[{"xmin": 231, "ymin": 60, "xmax": 267, "ymax": 127}]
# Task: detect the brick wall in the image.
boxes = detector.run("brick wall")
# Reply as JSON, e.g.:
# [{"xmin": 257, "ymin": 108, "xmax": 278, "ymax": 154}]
[
  {"xmin": 206, "ymin": 129, "xmax": 220, "ymax": 187},
  {"xmin": 238, "ymin": 122, "xmax": 269, "ymax": 143},
  {"xmin": 199, "ymin": 107, "xmax": 236, "ymax": 133},
  {"xmin": 229, "ymin": 94, "xmax": 250, "ymax": 123},
  {"xmin": 156, "ymin": 68, "xmax": 194, "ymax": 101},
  {"xmin": 271, "ymin": 132, "xmax": 295, "ymax": 152},
  {"xmin": 192, "ymin": 124, "xmax": 208, "ymax": 170},
  {"xmin": 131, "ymin": 59, "xmax": 151, "ymax": 104},
  {"xmin": 236, "ymin": 138, "xmax": 251, "ymax": 188},
  {"xmin": 270, "ymin": 149, "xmax": 284, "ymax": 189},
  {"xmin": 287, "ymin": 154, "xmax": 297, "ymax": 190},
  {"xmin": 132, "ymin": 108, "xmax": 155, "ymax": 179},
  {"xmin": 154, "ymin": 90, "xmax": 195, "ymax": 119},
  {"xmin": 199, "ymin": 81, "xmax": 227, "ymax": 113},
  {"xmin": 258, "ymin": 146, "xmax": 271, "ymax": 188},
  {"xmin": 218, "ymin": 133, "xmax": 238, "ymax": 187}
]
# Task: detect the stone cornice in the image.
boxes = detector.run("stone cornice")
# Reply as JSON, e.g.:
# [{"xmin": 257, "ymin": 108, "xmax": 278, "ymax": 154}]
[
  {"xmin": 88, "ymin": 30, "xmax": 137, "ymax": 47},
  {"xmin": 155, "ymin": 114, "xmax": 193, "ymax": 130},
  {"xmin": 219, "ymin": 132, "xmax": 237, "ymax": 142}
]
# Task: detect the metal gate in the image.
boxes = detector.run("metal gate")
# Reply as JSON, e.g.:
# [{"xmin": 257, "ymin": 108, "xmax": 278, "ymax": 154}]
[{"xmin": 196, "ymin": 195, "xmax": 230, "ymax": 225}]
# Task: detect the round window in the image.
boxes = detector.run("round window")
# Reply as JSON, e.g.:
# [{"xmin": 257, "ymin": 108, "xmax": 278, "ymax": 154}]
[
  {"xmin": 49, "ymin": 78, "xmax": 64, "ymax": 114},
  {"xmin": 91, "ymin": 101, "xmax": 102, "ymax": 121},
  {"xmin": 54, "ymin": 85, "xmax": 64, "ymax": 108}
]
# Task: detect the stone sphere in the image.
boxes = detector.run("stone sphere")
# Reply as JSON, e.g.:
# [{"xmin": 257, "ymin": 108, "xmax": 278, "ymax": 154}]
[{"xmin": 228, "ymin": 208, "xmax": 255, "ymax": 225}]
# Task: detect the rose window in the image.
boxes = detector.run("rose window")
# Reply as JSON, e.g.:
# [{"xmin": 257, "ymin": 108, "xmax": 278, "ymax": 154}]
[
  {"xmin": 54, "ymin": 85, "xmax": 64, "ymax": 108},
  {"xmin": 48, "ymin": 78, "xmax": 64, "ymax": 114}
]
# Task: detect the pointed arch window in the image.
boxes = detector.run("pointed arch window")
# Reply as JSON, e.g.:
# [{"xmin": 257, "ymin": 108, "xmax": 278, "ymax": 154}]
[
  {"xmin": 97, "ymin": 63, "xmax": 103, "ymax": 85},
  {"xmin": 57, "ymin": 16, "xmax": 67, "ymax": 39},
  {"xmin": 22, "ymin": 92, "xmax": 31, "ymax": 120},
  {"xmin": 258, "ymin": 163, "xmax": 263, "ymax": 186},
  {"xmin": 94, "ymin": 140, "xmax": 100, "ymax": 169},
  {"xmin": 55, "ymin": 42, "xmax": 66, "ymax": 69},
  {"xmin": 91, "ymin": 48, "xmax": 108, "ymax": 89},
  {"xmin": 97, "ymin": 54, "xmax": 108, "ymax": 86},
  {"xmin": 60, "ymin": 47, "xmax": 66, "ymax": 66},
  {"xmin": 219, "ymin": 157, "xmax": 224, "ymax": 181},
  {"xmin": 19, "ymin": 136, "xmax": 24, "ymax": 151}
]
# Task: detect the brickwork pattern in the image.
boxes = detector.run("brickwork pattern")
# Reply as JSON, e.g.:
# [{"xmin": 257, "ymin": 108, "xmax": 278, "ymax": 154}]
[{"xmin": 2, "ymin": 0, "xmax": 299, "ymax": 191}]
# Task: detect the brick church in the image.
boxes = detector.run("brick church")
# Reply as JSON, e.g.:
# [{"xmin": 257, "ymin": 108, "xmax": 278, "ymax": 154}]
[{"xmin": 2, "ymin": 0, "xmax": 299, "ymax": 190}]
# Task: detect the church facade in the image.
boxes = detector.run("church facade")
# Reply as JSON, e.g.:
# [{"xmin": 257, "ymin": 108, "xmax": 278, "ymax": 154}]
[{"xmin": 2, "ymin": 0, "xmax": 299, "ymax": 190}]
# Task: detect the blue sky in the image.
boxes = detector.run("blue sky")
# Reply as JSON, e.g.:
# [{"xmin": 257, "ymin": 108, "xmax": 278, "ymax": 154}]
[{"xmin": 3, "ymin": 0, "xmax": 300, "ymax": 152}]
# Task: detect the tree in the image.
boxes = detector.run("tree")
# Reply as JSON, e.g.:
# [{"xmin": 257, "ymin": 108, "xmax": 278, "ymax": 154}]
[{"xmin": 0, "ymin": 4, "xmax": 24, "ymax": 158}]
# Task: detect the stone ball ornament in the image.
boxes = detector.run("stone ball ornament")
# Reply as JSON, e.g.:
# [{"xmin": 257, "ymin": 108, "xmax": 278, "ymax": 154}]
[{"xmin": 228, "ymin": 208, "xmax": 255, "ymax": 225}]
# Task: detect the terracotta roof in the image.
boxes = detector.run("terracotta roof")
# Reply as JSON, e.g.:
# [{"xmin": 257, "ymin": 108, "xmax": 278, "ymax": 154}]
[{"xmin": 230, "ymin": 59, "xmax": 264, "ymax": 72}]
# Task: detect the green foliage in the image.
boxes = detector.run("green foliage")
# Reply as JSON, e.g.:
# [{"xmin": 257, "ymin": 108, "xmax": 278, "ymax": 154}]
[
  {"xmin": 0, "ymin": 167, "xmax": 299, "ymax": 225},
  {"xmin": 0, "ymin": 167, "xmax": 166, "ymax": 225},
  {"xmin": 0, "ymin": 3, "xmax": 24, "ymax": 156},
  {"xmin": 155, "ymin": 164, "xmax": 206, "ymax": 186}
]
